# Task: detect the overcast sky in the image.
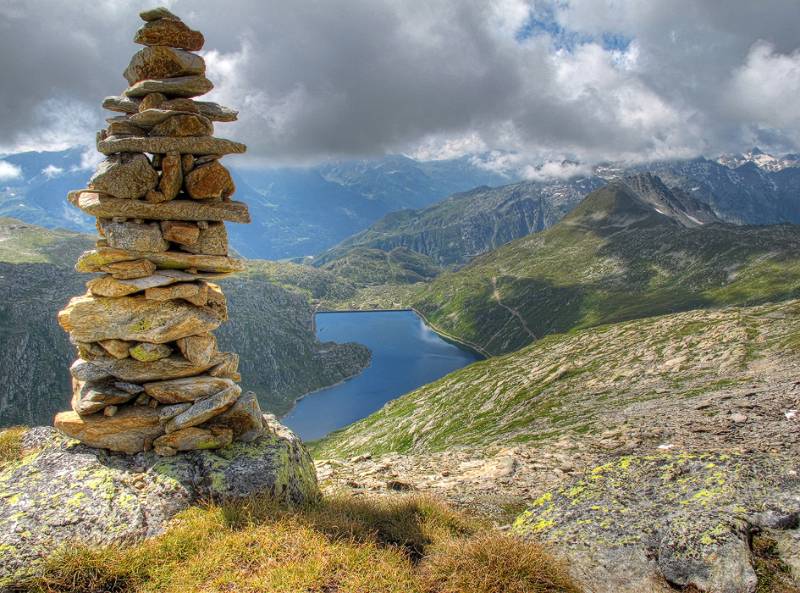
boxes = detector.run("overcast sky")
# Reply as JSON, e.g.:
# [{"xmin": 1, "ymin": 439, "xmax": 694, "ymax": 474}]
[{"xmin": 1, "ymin": 0, "xmax": 799, "ymax": 172}]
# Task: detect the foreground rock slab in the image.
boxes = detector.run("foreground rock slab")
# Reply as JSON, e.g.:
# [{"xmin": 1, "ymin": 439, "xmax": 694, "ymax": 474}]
[
  {"xmin": 513, "ymin": 452, "xmax": 800, "ymax": 593},
  {"xmin": 0, "ymin": 423, "xmax": 319, "ymax": 587}
]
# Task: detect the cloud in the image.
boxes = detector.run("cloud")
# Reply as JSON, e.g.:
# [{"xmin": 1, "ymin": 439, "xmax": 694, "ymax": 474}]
[
  {"xmin": 724, "ymin": 42, "xmax": 800, "ymax": 147},
  {"xmin": 0, "ymin": 0, "xmax": 799, "ymax": 172},
  {"xmin": 0, "ymin": 161, "xmax": 22, "ymax": 182},
  {"xmin": 41, "ymin": 164, "xmax": 64, "ymax": 178}
]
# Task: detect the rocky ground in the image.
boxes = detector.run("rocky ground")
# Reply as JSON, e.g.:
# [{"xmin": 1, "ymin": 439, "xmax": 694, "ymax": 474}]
[
  {"xmin": 0, "ymin": 417, "xmax": 318, "ymax": 588},
  {"xmin": 316, "ymin": 300, "xmax": 800, "ymax": 592}
]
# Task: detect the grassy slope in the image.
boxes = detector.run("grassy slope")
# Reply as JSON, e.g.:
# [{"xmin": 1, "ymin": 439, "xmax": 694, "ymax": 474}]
[
  {"xmin": 317, "ymin": 298, "xmax": 800, "ymax": 458},
  {"xmin": 319, "ymin": 246, "xmax": 441, "ymax": 287},
  {"xmin": 412, "ymin": 184, "xmax": 800, "ymax": 355},
  {"xmin": 18, "ymin": 492, "xmax": 579, "ymax": 593}
]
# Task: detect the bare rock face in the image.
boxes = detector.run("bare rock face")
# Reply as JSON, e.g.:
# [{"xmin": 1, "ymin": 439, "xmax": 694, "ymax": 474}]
[
  {"xmin": 145, "ymin": 281, "xmax": 209, "ymax": 306},
  {"xmin": 140, "ymin": 7, "xmax": 179, "ymax": 21},
  {"xmin": 175, "ymin": 333, "xmax": 217, "ymax": 364},
  {"xmin": 97, "ymin": 134, "xmax": 246, "ymax": 156},
  {"xmin": 165, "ymin": 384, "xmax": 241, "ymax": 432},
  {"xmin": 158, "ymin": 152, "xmax": 183, "ymax": 200},
  {"xmin": 150, "ymin": 113, "xmax": 213, "ymax": 137},
  {"xmin": 87, "ymin": 270, "xmax": 198, "ymax": 297},
  {"xmin": 124, "ymin": 46, "xmax": 205, "ymax": 84},
  {"xmin": 70, "ymin": 190, "xmax": 251, "ymax": 223},
  {"xmin": 134, "ymin": 17, "xmax": 205, "ymax": 51},
  {"xmin": 513, "ymin": 452, "xmax": 800, "ymax": 593},
  {"xmin": 70, "ymin": 354, "xmax": 224, "ymax": 383},
  {"xmin": 125, "ymin": 75, "xmax": 214, "ymax": 98},
  {"xmin": 129, "ymin": 342, "xmax": 173, "ymax": 362},
  {"xmin": 71, "ymin": 380, "xmax": 138, "ymax": 415},
  {"xmin": 99, "ymin": 258, "xmax": 157, "ymax": 279},
  {"xmin": 206, "ymin": 391, "xmax": 266, "ymax": 441},
  {"xmin": 89, "ymin": 153, "xmax": 158, "ymax": 200},
  {"xmin": 55, "ymin": 407, "xmax": 164, "ymax": 454},
  {"xmin": 180, "ymin": 221, "xmax": 228, "ymax": 255},
  {"xmin": 76, "ymin": 246, "xmax": 246, "ymax": 274},
  {"xmin": 185, "ymin": 160, "xmax": 235, "ymax": 200},
  {"xmin": 153, "ymin": 426, "xmax": 233, "ymax": 456},
  {"xmin": 143, "ymin": 375, "xmax": 235, "ymax": 404},
  {"xmin": 161, "ymin": 220, "xmax": 199, "ymax": 245},
  {"xmin": 58, "ymin": 293, "xmax": 225, "ymax": 344},
  {"xmin": 100, "ymin": 220, "xmax": 169, "ymax": 252}
]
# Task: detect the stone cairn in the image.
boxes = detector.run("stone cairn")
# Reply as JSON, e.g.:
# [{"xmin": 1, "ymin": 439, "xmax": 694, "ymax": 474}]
[{"xmin": 54, "ymin": 7, "xmax": 267, "ymax": 456}]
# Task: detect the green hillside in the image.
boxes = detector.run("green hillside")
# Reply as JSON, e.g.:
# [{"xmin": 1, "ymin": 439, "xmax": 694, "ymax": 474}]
[
  {"xmin": 319, "ymin": 246, "xmax": 441, "ymax": 287},
  {"xmin": 315, "ymin": 177, "xmax": 604, "ymax": 267},
  {"xmin": 316, "ymin": 298, "xmax": 800, "ymax": 457},
  {"xmin": 411, "ymin": 182, "xmax": 800, "ymax": 355}
]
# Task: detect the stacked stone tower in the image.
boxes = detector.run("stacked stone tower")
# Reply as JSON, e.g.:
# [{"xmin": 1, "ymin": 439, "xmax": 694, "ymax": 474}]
[{"xmin": 55, "ymin": 7, "xmax": 266, "ymax": 456}]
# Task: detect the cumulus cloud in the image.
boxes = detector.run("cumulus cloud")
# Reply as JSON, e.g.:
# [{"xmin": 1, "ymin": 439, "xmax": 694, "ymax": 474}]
[
  {"xmin": 725, "ymin": 42, "xmax": 800, "ymax": 147},
  {"xmin": 0, "ymin": 161, "xmax": 23, "ymax": 182},
  {"xmin": 41, "ymin": 165, "xmax": 64, "ymax": 178},
  {"xmin": 0, "ymin": 0, "xmax": 799, "ymax": 172}
]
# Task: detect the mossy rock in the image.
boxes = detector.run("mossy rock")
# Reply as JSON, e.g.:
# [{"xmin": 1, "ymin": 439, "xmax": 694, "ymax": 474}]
[
  {"xmin": 513, "ymin": 451, "xmax": 800, "ymax": 593},
  {"xmin": 0, "ymin": 420, "xmax": 318, "ymax": 587}
]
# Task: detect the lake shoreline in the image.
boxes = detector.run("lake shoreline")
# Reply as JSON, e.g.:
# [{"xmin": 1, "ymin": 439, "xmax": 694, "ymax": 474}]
[
  {"xmin": 315, "ymin": 307, "xmax": 489, "ymax": 359},
  {"xmin": 282, "ymin": 309, "xmax": 480, "ymax": 441}
]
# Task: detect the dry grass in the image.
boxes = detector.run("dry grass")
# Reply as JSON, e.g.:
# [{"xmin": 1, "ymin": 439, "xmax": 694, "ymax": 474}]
[
  {"xmin": 753, "ymin": 536, "xmax": 800, "ymax": 593},
  {"xmin": 418, "ymin": 533, "xmax": 581, "ymax": 593},
  {"xmin": 0, "ymin": 426, "xmax": 27, "ymax": 469},
  {"xmin": 21, "ymin": 494, "xmax": 581, "ymax": 593}
]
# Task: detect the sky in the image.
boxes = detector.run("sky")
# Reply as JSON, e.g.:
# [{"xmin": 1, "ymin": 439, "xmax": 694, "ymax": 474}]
[{"xmin": 1, "ymin": 0, "xmax": 799, "ymax": 174}]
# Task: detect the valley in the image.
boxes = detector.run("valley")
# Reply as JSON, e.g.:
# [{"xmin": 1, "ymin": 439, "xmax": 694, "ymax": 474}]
[
  {"xmin": 3, "ymin": 4, "xmax": 800, "ymax": 592},
  {"xmin": 0, "ymin": 218, "xmax": 370, "ymax": 427},
  {"xmin": 2, "ymin": 150, "xmax": 800, "ymax": 593}
]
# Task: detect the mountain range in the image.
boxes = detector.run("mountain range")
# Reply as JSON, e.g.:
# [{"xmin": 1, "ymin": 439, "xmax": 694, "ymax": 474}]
[
  {"xmin": 314, "ymin": 150, "xmax": 800, "ymax": 270},
  {"xmin": 409, "ymin": 176, "xmax": 800, "ymax": 354},
  {"xmin": 0, "ymin": 149, "xmax": 512, "ymax": 260}
]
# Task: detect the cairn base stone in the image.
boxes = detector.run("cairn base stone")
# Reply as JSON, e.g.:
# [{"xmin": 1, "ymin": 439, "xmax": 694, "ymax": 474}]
[{"xmin": 0, "ymin": 422, "xmax": 319, "ymax": 588}]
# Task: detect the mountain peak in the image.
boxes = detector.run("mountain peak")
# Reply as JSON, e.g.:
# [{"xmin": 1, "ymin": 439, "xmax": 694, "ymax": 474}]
[{"xmin": 563, "ymin": 173, "xmax": 721, "ymax": 232}]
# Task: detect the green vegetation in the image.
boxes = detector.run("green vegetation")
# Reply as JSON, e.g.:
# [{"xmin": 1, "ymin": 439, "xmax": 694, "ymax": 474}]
[
  {"xmin": 753, "ymin": 536, "xmax": 800, "ymax": 593},
  {"xmin": 0, "ymin": 217, "xmax": 92, "ymax": 266},
  {"xmin": 0, "ymin": 426, "xmax": 26, "ymax": 469},
  {"xmin": 315, "ymin": 177, "xmax": 602, "ymax": 267},
  {"xmin": 412, "ymin": 183, "xmax": 800, "ymax": 355},
  {"xmin": 320, "ymin": 246, "xmax": 441, "ymax": 287},
  {"xmin": 19, "ymin": 494, "xmax": 579, "ymax": 593},
  {"xmin": 316, "ymin": 299, "xmax": 800, "ymax": 457}
]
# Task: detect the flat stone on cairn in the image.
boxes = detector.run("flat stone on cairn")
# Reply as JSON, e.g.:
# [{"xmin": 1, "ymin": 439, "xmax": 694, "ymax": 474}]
[{"xmin": 54, "ymin": 7, "xmax": 268, "ymax": 456}]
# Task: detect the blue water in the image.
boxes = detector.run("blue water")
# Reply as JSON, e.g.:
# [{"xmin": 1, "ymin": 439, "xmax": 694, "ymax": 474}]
[{"xmin": 281, "ymin": 310, "xmax": 480, "ymax": 441}]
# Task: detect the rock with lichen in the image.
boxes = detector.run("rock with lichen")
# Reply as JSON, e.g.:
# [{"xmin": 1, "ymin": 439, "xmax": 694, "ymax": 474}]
[
  {"xmin": 513, "ymin": 452, "xmax": 800, "ymax": 593},
  {"xmin": 0, "ymin": 421, "xmax": 319, "ymax": 588}
]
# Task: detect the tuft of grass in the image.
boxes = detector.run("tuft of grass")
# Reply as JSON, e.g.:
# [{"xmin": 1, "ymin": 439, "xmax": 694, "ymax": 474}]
[
  {"xmin": 20, "ymin": 494, "xmax": 581, "ymax": 593},
  {"xmin": 418, "ymin": 532, "xmax": 581, "ymax": 593},
  {"xmin": 753, "ymin": 535, "xmax": 800, "ymax": 593},
  {"xmin": 0, "ymin": 426, "xmax": 27, "ymax": 469}
]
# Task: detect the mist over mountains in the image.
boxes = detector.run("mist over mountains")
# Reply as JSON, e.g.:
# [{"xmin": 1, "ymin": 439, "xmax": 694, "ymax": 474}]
[{"xmin": 3, "ymin": 146, "xmax": 800, "ymax": 265}]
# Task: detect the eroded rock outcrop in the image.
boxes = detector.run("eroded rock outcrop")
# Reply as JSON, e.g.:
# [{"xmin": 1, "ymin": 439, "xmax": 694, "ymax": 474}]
[
  {"xmin": 513, "ymin": 452, "xmax": 800, "ymax": 593},
  {"xmin": 0, "ymin": 422, "xmax": 318, "ymax": 586}
]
